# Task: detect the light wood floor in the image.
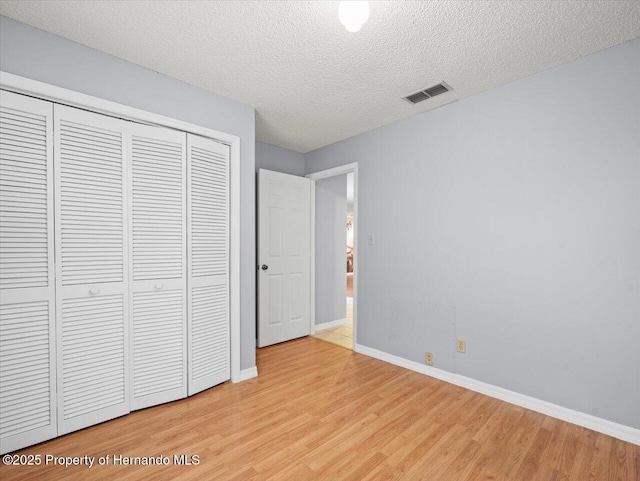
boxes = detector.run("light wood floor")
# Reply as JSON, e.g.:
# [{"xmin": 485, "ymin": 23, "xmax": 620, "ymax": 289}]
[{"xmin": 1, "ymin": 337, "xmax": 637, "ymax": 481}]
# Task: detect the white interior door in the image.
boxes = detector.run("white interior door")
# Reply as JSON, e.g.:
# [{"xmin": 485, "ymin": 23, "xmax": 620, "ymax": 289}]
[
  {"xmin": 257, "ymin": 169, "xmax": 311, "ymax": 348},
  {"xmin": 0, "ymin": 91, "xmax": 57, "ymax": 454},
  {"xmin": 129, "ymin": 123, "xmax": 187, "ymax": 410},
  {"xmin": 187, "ymin": 134, "xmax": 230, "ymax": 396},
  {"xmin": 54, "ymin": 104, "xmax": 130, "ymax": 435}
]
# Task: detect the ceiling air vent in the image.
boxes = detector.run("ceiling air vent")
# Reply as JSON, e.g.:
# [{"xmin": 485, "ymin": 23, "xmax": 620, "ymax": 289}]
[{"xmin": 403, "ymin": 82, "xmax": 452, "ymax": 104}]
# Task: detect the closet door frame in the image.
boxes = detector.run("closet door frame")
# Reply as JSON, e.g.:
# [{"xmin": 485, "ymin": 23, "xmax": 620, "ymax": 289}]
[{"xmin": 0, "ymin": 71, "xmax": 243, "ymax": 384}]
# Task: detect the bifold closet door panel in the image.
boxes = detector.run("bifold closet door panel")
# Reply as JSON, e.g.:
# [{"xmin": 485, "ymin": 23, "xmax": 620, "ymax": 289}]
[
  {"xmin": 129, "ymin": 123, "xmax": 187, "ymax": 411},
  {"xmin": 0, "ymin": 91, "xmax": 57, "ymax": 454},
  {"xmin": 54, "ymin": 104, "xmax": 130, "ymax": 435},
  {"xmin": 187, "ymin": 135, "xmax": 230, "ymax": 396}
]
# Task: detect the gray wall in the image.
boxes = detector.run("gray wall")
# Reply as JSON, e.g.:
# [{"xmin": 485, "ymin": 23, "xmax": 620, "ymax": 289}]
[
  {"xmin": 256, "ymin": 141, "xmax": 304, "ymax": 176},
  {"xmin": 0, "ymin": 16, "xmax": 257, "ymax": 371},
  {"xmin": 315, "ymin": 175, "xmax": 348, "ymax": 326},
  {"xmin": 305, "ymin": 38, "xmax": 640, "ymax": 429}
]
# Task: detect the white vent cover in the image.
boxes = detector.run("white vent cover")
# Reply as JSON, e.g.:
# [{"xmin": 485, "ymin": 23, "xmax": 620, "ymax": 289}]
[{"xmin": 403, "ymin": 82, "xmax": 452, "ymax": 104}]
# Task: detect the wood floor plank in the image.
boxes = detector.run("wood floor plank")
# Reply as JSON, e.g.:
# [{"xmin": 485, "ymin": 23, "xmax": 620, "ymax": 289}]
[
  {"xmin": 402, "ymin": 424, "xmax": 475, "ymax": 480},
  {"xmin": 514, "ymin": 427, "xmax": 553, "ymax": 480},
  {"xmin": 464, "ymin": 404, "xmax": 531, "ymax": 480},
  {"xmin": 0, "ymin": 336, "xmax": 637, "ymax": 481},
  {"xmin": 385, "ymin": 421, "xmax": 451, "ymax": 472},
  {"xmin": 439, "ymin": 439, "xmax": 483, "ymax": 480},
  {"xmin": 609, "ymin": 437, "xmax": 635, "ymax": 481},
  {"xmin": 576, "ymin": 428, "xmax": 611, "ymax": 481}
]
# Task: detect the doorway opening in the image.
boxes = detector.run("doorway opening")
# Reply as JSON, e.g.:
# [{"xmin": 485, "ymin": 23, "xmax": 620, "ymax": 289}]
[{"xmin": 308, "ymin": 165, "xmax": 358, "ymax": 350}]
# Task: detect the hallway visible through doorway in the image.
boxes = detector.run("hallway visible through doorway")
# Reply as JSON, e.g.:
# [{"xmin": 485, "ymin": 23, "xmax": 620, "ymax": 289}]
[
  {"xmin": 312, "ymin": 203, "xmax": 354, "ymax": 349},
  {"xmin": 309, "ymin": 166, "xmax": 357, "ymax": 351},
  {"xmin": 312, "ymin": 276, "xmax": 352, "ymax": 349}
]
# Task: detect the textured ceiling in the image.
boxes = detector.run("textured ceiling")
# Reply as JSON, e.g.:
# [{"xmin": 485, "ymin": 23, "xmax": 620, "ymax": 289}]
[{"xmin": 1, "ymin": 1, "xmax": 639, "ymax": 153}]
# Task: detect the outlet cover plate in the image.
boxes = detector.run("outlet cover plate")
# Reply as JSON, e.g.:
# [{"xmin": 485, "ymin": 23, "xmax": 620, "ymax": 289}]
[{"xmin": 425, "ymin": 352, "xmax": 434, "ymax": 365}]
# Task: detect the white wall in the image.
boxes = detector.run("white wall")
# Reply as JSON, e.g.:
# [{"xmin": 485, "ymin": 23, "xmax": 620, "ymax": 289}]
[
  {"xmin": 305, "ymin": 38, "xmax": 640, "ymax": 429},
  {"xmin": 315, "ymin": 175, "xmax": 348, "ymax": 326},
  {"xmin": 0, "ymin": 16, "xmax": 258, "ymax": 371}
]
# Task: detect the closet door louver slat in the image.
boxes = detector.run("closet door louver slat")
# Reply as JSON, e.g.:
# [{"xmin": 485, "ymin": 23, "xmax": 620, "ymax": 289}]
[
  {"xmin": 60, "ymin": 295, "xmax": 125, "ymax": 419},
  {"xmin": 129, "ymin": 124, "xmax": 187, "ymax": 410},
  {"xmin": 0, "ymin": 300, "xmax": 54, "ymax": 452},
  {"xmin": 191, "ymin": 285, "xmax": 229, "ymax": 379},
  {"xmin": 132, "ymin": 290, "xmax": 184, "ymax": 399},
  {"xmin": 54, "ymin": 105, "xmax": 130, "ymax": 436},
  {"xmin": 0, "ymin": 100, "xmax": 50, "ymax": 290},
  {"xmin": 59, "ymin": 116, "xmax": 124, "ymax": 285},
  {"xmin": 0, "ymin": 91, "xmax": 56, "ymax": 455},
  {"xmin": 187, "ymin": 135, "xmax": 230, "ymax": 396}
]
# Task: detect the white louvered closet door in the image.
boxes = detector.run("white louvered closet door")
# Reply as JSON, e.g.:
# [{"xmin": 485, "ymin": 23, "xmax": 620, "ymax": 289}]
[
  {"xmin": 187, "ymin": 135, "xmax": 230, "ymax": 396},
  {"xmin": 54, "ymin": 105, "xmax": 130, "ymax": 435},
  {"xmin": 129, "ymin": 123, "xmax": 187, "ymax": 410},
  {"xmin": 0, "ymin": 91, "xmax": 56, "ymax": 454}
]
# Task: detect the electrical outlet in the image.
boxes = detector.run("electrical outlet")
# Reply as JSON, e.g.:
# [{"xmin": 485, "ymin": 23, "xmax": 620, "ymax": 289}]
[
  {"xmin": 456, "ymin": 338, "xmax": 466, "ymax": 353},
  {"xmin": 425, "ymin": 352, "xmax": 434, "ymax": 366}
]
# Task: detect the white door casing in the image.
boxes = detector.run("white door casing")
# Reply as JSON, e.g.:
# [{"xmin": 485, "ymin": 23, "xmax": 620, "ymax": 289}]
[
  {"xmin": 0, "ymin": 91, "xmax": 57, "ymax": 454},
  {"xmin": 257, "ymin": 169, "xmax": 311, "ymax": 348}
]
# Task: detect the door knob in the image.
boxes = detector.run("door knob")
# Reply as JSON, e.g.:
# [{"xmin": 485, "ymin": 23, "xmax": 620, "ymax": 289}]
[{"xmin": 261, "ymin": 264, "xmax": 269, "ymax": 270}]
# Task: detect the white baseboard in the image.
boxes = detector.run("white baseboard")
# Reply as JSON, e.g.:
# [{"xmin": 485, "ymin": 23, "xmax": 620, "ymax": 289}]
[
  {"xmin": 235, "ymin": 366, "xmax": 258, "ymax": 383},
  {"xmin": 313, "ymin": 318, "xmax": 346, "ymax": 334},
  {"xmin": 354, "ymin": 343, "xmax": 640, "ymax": 446}
]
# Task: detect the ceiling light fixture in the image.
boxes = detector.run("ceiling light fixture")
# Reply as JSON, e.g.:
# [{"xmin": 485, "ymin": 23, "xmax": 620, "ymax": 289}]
[{"xmin": 338, "ymin": 1, "xmax": 370, "ymax": 33}]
